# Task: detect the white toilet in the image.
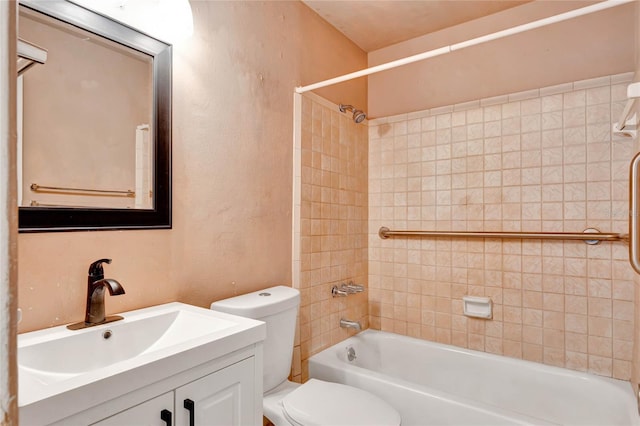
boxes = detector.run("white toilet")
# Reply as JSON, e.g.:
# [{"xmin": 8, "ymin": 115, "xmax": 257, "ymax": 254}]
[{"xmin": 210, "ymin": 285, "xmax": 401, "ymax": 426}]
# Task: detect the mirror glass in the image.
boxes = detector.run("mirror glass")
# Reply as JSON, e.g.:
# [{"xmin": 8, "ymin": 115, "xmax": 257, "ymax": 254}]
[
  {"xmin": 19, "ymin": 8, "xmax": 153, "ymax": 210},
  {"xmin": 18, "ymin": 0, "xmax": 172, "ymax": 232}
]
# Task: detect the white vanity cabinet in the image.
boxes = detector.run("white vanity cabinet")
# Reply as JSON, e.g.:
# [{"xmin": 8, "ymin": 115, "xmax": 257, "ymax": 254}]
[
  {"xmin": 19, "ymin": 303, "xmax": 266, "ymax": 426},
  {"xmin": 91, "ymin": 392, "xmax": 174, "ymax": 426},
  {"xmin": 174, "ymin": 357, "xmax": 255, "ymax": 426},
  {"xmin": 92, "ymin": 357, "xmax": 255, "ymax": 426}
]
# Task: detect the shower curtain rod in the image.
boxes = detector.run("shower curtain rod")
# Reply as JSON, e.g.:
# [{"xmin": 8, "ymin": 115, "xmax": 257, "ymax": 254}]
[{"xmin": 295, "ymin": 0, "xmax": 633, "ymax": 94}]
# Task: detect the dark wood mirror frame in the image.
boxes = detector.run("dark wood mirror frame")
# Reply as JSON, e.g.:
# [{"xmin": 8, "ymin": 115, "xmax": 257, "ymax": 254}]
[{"xmin": 18, "ymin": 0, "xmax": 171, "ymax": 232}]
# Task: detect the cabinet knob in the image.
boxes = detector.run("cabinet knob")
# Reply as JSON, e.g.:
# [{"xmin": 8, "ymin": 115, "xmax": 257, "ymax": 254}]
[
  {"xmin": 184, "ymin": 398, "xmax": 195, "ymax": 426},
  {"xmin": 160, "ymin": 409, "xmax": 172, "ymax": 426}
]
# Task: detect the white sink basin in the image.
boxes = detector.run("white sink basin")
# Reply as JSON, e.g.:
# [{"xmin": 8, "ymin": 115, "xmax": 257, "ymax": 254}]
[
  {"xmin": 18, "ymin": 302, "xmax": 265, "ymax": 418},
  {"xmin": 20, "ymin": 308, "xmax": 235, "ymax": 376}
]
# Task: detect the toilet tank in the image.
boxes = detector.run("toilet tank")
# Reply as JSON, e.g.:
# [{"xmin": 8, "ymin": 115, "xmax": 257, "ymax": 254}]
[{"xmin": 210, "ymin": 286, "xmax": 300, "ymax": 393}]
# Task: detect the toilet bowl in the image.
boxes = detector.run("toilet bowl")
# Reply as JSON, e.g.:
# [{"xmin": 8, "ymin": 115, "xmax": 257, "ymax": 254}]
[
  {"xmin": 265, "ymin": 379, "xmax": 400, "ymax": 426},
  {"xmin": 211, "ymin": 286, "xmax": 401, "ymax": 426}
]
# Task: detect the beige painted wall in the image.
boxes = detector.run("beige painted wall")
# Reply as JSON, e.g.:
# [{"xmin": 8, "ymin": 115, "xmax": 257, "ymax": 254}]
[
  {"xmin": 1, "ymin": 0, "xmax": 18, "ymax": 423},
  {"xmin": 631, "ymin": 1, "xmax": 640, "ymax": 388},
  {"xmin": 368, "ymin": 1, "xmax": 636, "ymax": 118},
  {"xmin": 17, "ymin": 1, "xmax": 366, "ymax": 333}
]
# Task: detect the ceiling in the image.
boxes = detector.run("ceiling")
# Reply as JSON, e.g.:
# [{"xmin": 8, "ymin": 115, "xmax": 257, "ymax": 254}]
[{"xmin": 302, "ymin": 0, "xmax": 531, "ymax": 52}]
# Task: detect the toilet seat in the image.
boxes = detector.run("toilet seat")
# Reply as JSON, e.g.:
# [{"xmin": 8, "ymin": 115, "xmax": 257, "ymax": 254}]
[{"xmin": 281, "ymin": 379, "xmax": 401, "ymax": 426}]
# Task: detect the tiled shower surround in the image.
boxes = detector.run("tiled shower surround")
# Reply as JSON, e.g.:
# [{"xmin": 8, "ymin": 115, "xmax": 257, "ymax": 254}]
[
  {"xmin": 368, "ymin": 73, "xmax": 637, "ymax": 379},
  {"xmin": 292, "ymin": 93, "xmax": 369, "ymax": 382}
]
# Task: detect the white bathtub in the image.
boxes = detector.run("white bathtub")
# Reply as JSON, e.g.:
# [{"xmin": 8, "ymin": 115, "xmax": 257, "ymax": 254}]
[{"xmin": 308, "ymin": 330, "xmax": 639, "ymax": 425}]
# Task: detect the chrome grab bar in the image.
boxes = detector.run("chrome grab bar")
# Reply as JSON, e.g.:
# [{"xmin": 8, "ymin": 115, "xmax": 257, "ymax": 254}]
[
  {"xmin": 30, "ymin": 183, "xmax": 135, "ymax": 197},
  {"xmin": 630, "ymin": 152, "xmax": 640, "ymax": 274},
  {"xmin": 378, "ymin": 227, "xmax": 626, "ymax": 244},
  {"xmin": 30, "ymin": 200, "xmax": 104, "ymax": 208},
  {"xmin": 377, "ymin": 147, "xmax": 640, "ymax": 275}
]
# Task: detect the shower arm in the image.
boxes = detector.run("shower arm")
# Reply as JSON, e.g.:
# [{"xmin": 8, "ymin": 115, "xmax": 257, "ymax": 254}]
[{"xmin": 338, "ymin": 103, "xmax": 367, "ymax": 123}]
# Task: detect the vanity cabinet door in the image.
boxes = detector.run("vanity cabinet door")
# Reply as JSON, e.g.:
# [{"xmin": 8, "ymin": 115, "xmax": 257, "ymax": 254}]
[
  {"xmin": 175, "ymin": 357, "xmax": 256, "ymax": 426},
  {"xmin": 91, "ymin": 392, "xmax": 174, "ymax": 426}
]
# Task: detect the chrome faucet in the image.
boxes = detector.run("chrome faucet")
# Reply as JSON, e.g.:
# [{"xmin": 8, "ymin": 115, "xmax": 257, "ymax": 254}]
[
  {"xmin": 67, "ymin": 259, "xmax": 125, "ymax": 330},
  {"xmin": 340, "ymin": 318, "xmax": 362, "ymax": 331},
  {"xmin": 332, "ymin": 282, "xmax": 365, "ymax": 297}
]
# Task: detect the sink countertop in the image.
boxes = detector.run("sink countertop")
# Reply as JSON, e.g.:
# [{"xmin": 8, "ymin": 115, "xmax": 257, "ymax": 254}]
[{"xmin": 18, "ymin": 302, "xmax": 265, "ymax": 424}]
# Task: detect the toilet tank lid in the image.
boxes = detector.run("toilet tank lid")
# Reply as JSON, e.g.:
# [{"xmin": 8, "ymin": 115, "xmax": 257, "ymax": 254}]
[{"xmin": 210, "ymin": 285, "xmax": 300, "ymax": 319}]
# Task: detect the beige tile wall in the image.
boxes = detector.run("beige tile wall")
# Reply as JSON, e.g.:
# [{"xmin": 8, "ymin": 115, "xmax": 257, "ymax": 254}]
[
  {"xmin": 292, "ymin": 93, "xmax": 368, "ymax": 382},
  {"xmin": 368, "ymin": 73, "xmax": 636, "ymax": 379}
]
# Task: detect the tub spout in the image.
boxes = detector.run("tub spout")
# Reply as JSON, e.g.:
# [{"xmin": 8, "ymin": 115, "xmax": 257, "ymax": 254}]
[{"xmin": 340, "ymin": 318, "xmax": 361, "ymax": 331}]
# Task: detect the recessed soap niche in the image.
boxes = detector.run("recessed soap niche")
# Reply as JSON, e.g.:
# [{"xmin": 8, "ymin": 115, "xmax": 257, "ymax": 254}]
[{"xmin": 462, "ymin": 296, "xmax": 493, "ymax": 319}]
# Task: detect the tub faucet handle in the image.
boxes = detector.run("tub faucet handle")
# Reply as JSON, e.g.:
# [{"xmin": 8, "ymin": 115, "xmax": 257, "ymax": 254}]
[
  {"xmin": 332, "ymin": 285, "xmax": 348, "ymax": 297},
  {"xmin": 332, "ymin": 282, "xmax": 365, "ymax": 297},
  {"xmin": 344, "ymin": 281, "xmax": 365, "ymax": 293}
]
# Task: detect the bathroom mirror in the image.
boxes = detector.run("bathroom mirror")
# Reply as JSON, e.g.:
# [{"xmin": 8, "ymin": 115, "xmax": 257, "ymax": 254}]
[{"xmin": 18, "ymin": 0, "xmax": 171, "ymax": 232}]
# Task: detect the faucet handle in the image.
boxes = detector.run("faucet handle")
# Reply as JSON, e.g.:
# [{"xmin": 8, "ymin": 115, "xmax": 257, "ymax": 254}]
[
  {"xmin": 344, "ymin": 282, "xmax": 365, "ymax": 293},
  {"xmin": 88, "ymin": 258, "xmax": 112, "ymax": 277},
  {"xmin": 332, "ymin": 285, "xmax": 349, "ymax": 297}
]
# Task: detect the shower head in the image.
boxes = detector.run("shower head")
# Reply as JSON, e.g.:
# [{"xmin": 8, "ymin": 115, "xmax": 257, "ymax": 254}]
[
  {"xmin": 339, "ymin": 104, "xmax": 367, "ymax": 124},
  {"xmin": 353, "ymin": 109, "xmax": 367, "ymax": 123}
]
